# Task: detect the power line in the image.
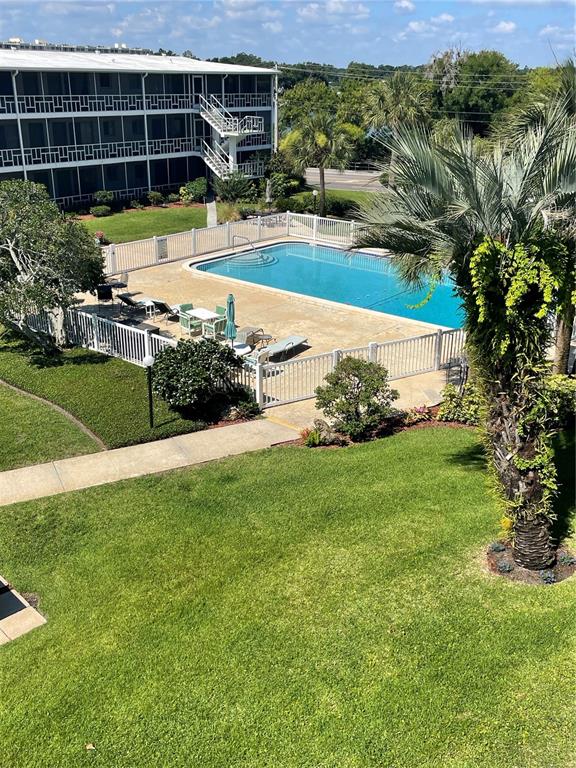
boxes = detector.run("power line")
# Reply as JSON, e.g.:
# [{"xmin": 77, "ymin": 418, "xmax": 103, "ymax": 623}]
[
  {"xmin": 278, "ymin": 64, "xmax": 536, "ymax": 90},
  {"xmin": 279, "ymin": 62, "xmax": 537, "ymax": 82}
]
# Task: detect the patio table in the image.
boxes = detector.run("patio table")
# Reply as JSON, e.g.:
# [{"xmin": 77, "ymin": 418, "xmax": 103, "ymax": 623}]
[{"xmin": 185, "ymin": 307, "xmax": 220, "ymax": 321}]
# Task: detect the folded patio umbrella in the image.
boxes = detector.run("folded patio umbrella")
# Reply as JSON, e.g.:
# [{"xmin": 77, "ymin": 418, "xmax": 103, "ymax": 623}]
[{"xmin": 224, "ymin": 293, "xmax": 237, "ymax": 344}]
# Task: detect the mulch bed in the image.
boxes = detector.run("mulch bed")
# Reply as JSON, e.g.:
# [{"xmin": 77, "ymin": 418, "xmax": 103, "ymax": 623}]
[{"xmin": 487, "ymin": 541, "xmax": 576, "ymax": 585}]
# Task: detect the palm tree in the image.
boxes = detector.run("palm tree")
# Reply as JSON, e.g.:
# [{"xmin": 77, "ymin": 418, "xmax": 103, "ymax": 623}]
[
  {"xmin": 363, "ymin": 72, "xmax": 432, "ymax": 185},
  {"xmin": 497, "ymin": 59, "xmax": 576, "ymax": 374},
  {"xmin": 280, "ymin": 111, "xmax": 355, "ymax": 217},
  {"xmin": 356, "ymin": 111, "xmax": 576, "ymax": 570}
]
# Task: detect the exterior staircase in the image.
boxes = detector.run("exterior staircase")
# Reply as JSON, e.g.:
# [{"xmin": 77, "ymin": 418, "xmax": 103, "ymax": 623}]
[
  {"xmin": 199, "ymin": 94, "xmax": 264, "ymax": 137},
  {"xmin": 201, "ymin": 140, "xmax": 266, "ymax": 180}
]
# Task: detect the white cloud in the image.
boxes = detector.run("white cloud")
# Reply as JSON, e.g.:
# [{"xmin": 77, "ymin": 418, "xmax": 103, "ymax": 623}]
[
  {"xmin": 490, "ymin": 19, "xmax": 517, "ymax": 32},
  {"xmin": 407, "ymin": 19, "xmax": 428, "ymax": 32},
  {"xmin": 432, "ymin": 12, "xmax": 454, "ymax": 22},
  {"xmin": 394, "ymin": 0, "xmax": 415, "ymax": 11},
  {"xmin": 263, "ymin": 20, "xmax": 283, "ymax": 33},
  {"xmin": 297, "ymin": 2, "xmax": 321, "ymax": 18}
]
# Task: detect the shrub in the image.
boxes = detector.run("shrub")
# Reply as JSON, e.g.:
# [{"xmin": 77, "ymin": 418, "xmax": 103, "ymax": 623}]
[
  {"xmin": 213, "ymin": 171, "xmax": 257, "ymax": 203},
  {"xmin": 93, "ymin": 189, "xmax": 114, "ymax": 205},
  {"xmin": 167, "ymin": 192, "xmax": 180, "ymax": 204},
  {"xmin": 180, "ymin": 177, "xmax": 208, "ymax": 204},
  {"xmin": 403, "ymin": 405, "xmax": 431, "ymax": 426},
  {"xmin": 545, "ymin": 374, "xmax": 576, "ymax": 427},
  {"xmin": 303, "ymin": 428, "xmax": 322, "ymax": 447},
  {"xmin": 93, "ymin": 230, "xmax": 108, "ymax": 245},
  {"xmin": 217, "ymin": 203, "xmax": 241, "ymax": 224},
  {"xmin": 315, "ymin": 357, "xmax": 399, "ymax": 440},
  {"xmin": 269, "ymin": 172, "xmax": 290, "ymax": 199},
  {"xmin": 147, "ymin": 190, "xmax": 164, "ymax": 206},
  {"xmin": 129, "ymin": 199, "xmax": 144, "ymax": 209},
  {"xmin": 152, "ymin": 339, "xmax": 241, "ymax": 416},
  {"xmin": 90, "ymin": 205, "xmax": 111, "ymax": 218},
  {"xmin": 227, "ymin": 393, "xmax": 261, "ymax": 420},
  {"xmin": 238, "ymin": 205, "xmax": 260, "ymax": 219},
  {"xmin": 497, "ymin": 561, "xmax": 514, "ymax": 573},
  {"xmin": 437, "ymin": 382, "xmax": 483, "ymax": 425}
]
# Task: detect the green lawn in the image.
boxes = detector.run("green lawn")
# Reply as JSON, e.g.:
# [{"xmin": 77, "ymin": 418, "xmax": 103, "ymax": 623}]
[
  {"xmin": 299, "ymin": 187, "xmax": 374, "ymax": 204},
  {"xmin": 0, "ymin": 334, "xmax": 205, "ymax": 450},
  {"xmin": 0, "ymin": 383, "xmax": 97, "ymax": 470},
  {"xmin": 82, "ymin": 205, "xmax": 207, "ymax": 244},
  {"xmin": 0, "ymin": 428, "xmax": 574, "ymax": 768}
]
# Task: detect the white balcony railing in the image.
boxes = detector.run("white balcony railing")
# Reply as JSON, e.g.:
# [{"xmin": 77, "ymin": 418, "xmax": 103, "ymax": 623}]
[
  {"xmin": 222, "ymin": 93, "xmax": 272, "ymax": 109},
  {"xmin": 0, "ymin": 96, "xmax": 16, "ymax": 115},
  {"xmin": 238, "ymin": 132, "xmax": 272, "ymax": 148},
  {"xmin": 0, "ymin": 147, "xmax": 23, "ymax": 167},
  {"xmin": 7, "ymin": 93, "xmax": 196, "ymax": 115},
  {"xmin": 20, "ymin": 137, "xmax": 200, "ymax": 166},
  {"xmin": 199, "ymin": 94, "xmax": 264, "ymax": 138}
]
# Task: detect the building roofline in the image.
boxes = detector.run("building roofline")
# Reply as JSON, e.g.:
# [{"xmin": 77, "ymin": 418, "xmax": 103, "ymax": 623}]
[{"xmin": 0, "ymin": 50, "xmax": 277, "ymax": 75}]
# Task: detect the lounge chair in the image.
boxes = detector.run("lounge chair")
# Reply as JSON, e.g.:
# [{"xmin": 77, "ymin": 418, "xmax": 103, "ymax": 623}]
[
  {"xmin": 237, "ymin": 326, "xmax": 266, "ymax": 346},
  {"xmin": 118, "ymin": 293, "xmax": 145, "ymax": 315},
  {"xmin": 151, "ymin": 299, "xmax": 181, "ymax": 323},
  {"xmin": 262, "ymin": 335, "xmax": 308, "ymax": 360}
]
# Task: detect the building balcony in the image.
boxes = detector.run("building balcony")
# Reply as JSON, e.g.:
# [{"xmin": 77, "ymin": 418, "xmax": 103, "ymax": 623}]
[
  {"xmin": 0, "ymin": 137, "xmax": 202, "ymax": 169},
  {"xmin": 0, "ymin": 92, "xmax": 272, "ymax": 117},
  {"xmin": 238, "ymin": 132, "xmax": 272, "ymax": 148},
  {"xmin": 222, "ymin": 93, "xmax": 272, "ymax": 109}
]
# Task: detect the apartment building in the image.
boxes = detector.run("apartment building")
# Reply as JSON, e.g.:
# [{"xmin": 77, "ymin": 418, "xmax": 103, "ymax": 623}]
[{"xmin": 0, "ymin": 47, "xmax": 278, "ymax": 208}]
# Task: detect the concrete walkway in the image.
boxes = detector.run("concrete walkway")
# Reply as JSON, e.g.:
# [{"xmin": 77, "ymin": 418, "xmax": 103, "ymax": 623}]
[{"xmin": 0, "ymin": 419, "xmax": 296, "ymax": 508}]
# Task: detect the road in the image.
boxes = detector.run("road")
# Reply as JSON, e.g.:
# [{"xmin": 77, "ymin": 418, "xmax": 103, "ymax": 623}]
[{"xmin": 305, "ymin": 168, "xmax": 383, "ymax": 192}]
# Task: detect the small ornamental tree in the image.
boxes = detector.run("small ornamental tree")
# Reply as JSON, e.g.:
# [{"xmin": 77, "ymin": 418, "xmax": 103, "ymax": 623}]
[
  {"xmin": 315, "ymin": 357, "xmax": 399, "ymax": 440},
  {"xmin": 0, "ymin": 180, "xmax": 104, "ymax": 350},
  {"xmin": 151, "ymin": 339, "xmax": 241, "ymax": 415}
]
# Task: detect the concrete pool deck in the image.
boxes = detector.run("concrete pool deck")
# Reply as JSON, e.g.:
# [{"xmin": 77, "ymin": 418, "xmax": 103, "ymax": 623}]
[{"xmin": 80, "ymin": 238, "xmax": 447, "ymax": 356}]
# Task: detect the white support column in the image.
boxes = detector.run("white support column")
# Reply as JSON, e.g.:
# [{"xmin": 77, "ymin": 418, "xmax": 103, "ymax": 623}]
[
  {"xmin": 191, "ymin": 227, "xmax": 196, "ymax": 257},
  {"xmin": 226, "ymin": 221, "xmax": 231, "ymax": 247},
  {"xmin": 286, "ymin": 211, "xmax": 291, "ymax": 237},
  {"xmin": 313, "ymin": 215, "xmax": 318, "ymax": 241},
  {"xmin": 368, "ymin": 341, "xmax": 378, "ymax": 363},
  {"xmin": 272, "ymin": 68, "xmax": 279, "ymax": 151},
  {"xmin": 435, "ymin": 328, "xmax": 444, "ymax": 369},
  {"xmin": 153, "ymin": 235, "xmax": 160, "ymax": 263},
  {"xmin": 11, "ymin": 71, "xmax": 27, "ymax": 179},
  {"xmin": 141, "ymin": 73, "xmax": 151, "ymax": 192},
  {"xmin": 257, "ymin": 216, "xmax": 262, "ymax": 242},
  {"xmin": 228, "ymin": 135, "xmax": 238, "ymax": 171},
  {"xmin": 332, "ymin": 349, "xmax": 342, "ymax": 369}
]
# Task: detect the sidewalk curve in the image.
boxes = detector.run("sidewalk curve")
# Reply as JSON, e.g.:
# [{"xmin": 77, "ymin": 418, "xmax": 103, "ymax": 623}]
[{"xmin": 0, "ymin": 419, "xmax": 296, "ymax": 507}]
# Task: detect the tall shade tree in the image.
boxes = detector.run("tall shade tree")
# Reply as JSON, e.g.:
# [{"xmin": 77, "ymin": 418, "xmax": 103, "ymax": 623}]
[
  {"xmin": 0, "ymin": 180, "xmax": 104, "ymax": 350},
  {"xmin": 363, "ymin": 72, "xmax": 431, "ymax": 185},
  {"xmin": 497, "ymin": 59, "xmax": 576, "ymax": 373},
  {"xmin": 356, "ymin": 113, "xmax": 576, "ymax": 570},
  {"xmin": 280, "ymin": 111, "xmax": 355, "ymax": 217}
]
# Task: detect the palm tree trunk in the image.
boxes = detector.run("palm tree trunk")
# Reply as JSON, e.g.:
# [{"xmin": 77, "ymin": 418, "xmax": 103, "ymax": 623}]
[
  {"xmin": 552, "ymin": 302, "xmax": 575, "ymax": 374},
  {"xmin": 318, "ymin": 166, "xmax": 326, "ymax": 218},
  {"xmin": 485, "ymin": 387, "xmax": 554, "ymax": 570},
  {"xmin": 388, "ymin": 149, "xmax": 396, "ymax": 188}
]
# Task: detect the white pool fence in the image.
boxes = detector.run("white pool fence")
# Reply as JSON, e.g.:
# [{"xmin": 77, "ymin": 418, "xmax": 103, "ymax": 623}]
[
  {"xmin": 101, "ymin": 212, "xmax": 356, "ymax": 274},
  {"xmin": 26, "ymin": 309, "xmax": 466, "ymax": 409}
]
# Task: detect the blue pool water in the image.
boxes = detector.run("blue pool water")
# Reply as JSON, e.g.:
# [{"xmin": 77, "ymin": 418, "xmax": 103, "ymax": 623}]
[{"xmin": 196, "ymin": 242, "xmax": 463, "ymax": 328}]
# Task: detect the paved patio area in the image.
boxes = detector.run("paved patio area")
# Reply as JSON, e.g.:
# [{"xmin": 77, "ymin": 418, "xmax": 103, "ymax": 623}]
[
  {"xmin": 0, "ymin": 576, "xmax": 46, "ymax": 645},
  {"xmin": 80, "ymin": 238, "xmax": 442, "ymax": 358},
  {"xmin": 266, "ymin": 370, "xmax": 447, "ymax": 430}
]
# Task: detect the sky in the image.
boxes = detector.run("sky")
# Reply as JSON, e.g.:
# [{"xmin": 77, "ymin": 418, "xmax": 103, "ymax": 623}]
[{"xmin": 0, "ymin": 0, "xmax": 574, "ymax": 68}]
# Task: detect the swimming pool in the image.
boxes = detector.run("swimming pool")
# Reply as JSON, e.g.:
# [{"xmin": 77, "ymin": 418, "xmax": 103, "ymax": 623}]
[{"xmin": 196, "ymin": 242, "xmax": 464, "ymax": 328}]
